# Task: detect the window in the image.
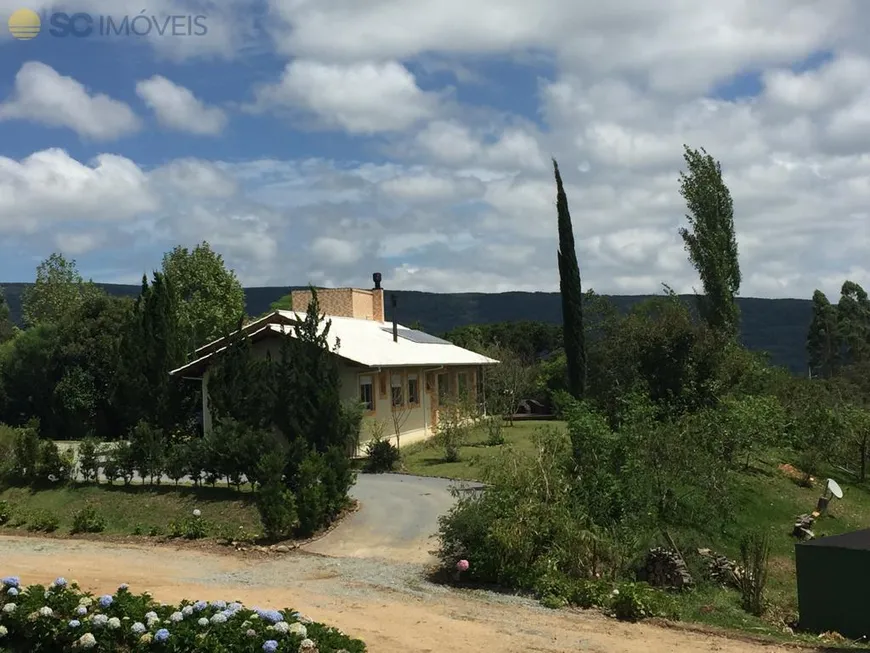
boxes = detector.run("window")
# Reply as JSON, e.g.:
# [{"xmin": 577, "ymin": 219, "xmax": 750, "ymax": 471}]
[
  {"xmin": 457, "ymin": 372, "xmax": 468, "ymax": 396},
  {"xmin": 391, "ymin": 374, "xmax": 404, "ymax": 407},
  {"xmin": 359, "ymin": 375, "xmax": 374, "ymax": 411},
  {"xmin": 437, "ymin": 372, "xmax": 449, "ymax": 400},
  {"xmin": 407, "ymin": 374, "xmax": 420, "ymax": 405}
]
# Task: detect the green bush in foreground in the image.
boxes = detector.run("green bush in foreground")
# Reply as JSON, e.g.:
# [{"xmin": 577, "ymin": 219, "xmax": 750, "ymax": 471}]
[{"xmin": 0, "ymin": 576, "xmax": 365, "ymax": 652}]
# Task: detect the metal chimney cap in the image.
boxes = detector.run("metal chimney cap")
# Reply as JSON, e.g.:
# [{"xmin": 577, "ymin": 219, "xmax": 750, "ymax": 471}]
[{"xmin": 372, "ymin": 272, "xmax": 382, "ymax": 289}]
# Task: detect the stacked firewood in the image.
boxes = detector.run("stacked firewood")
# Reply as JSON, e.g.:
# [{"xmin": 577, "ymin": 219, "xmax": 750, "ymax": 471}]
[
  {"xmin": 698, "ymin": 548, "xmax": 743, "ymax": 588},
  {"xmin": 792, "ymin": 513, "xmax": 816, "ymax": 540},
  {"xmin": 636, "ymin": 547, "xmax": 694, "ymax": 589}
]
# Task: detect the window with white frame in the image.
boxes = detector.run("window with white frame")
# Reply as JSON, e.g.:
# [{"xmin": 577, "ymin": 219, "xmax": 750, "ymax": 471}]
[
  {"xmin": 391, "ymin": 373, "xmax": 404, "ymax": 407},
  {"xmin": 359, "ymin": 375, "xmax": 374, "ymax": 411},
  {"xmin": 407, "ymin": 373, "xmax": 420, "ymax": 405}
]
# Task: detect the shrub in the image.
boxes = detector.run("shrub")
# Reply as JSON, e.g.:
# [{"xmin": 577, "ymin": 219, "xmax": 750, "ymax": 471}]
[
  {"xmin": 295, "ymin": 450, "xmax": 330, "ymax": 537},
  {"xmin": 36, "ymin": 440, "xmax": 74, "ymax": 485},
  {"xmin": 484, "ymin": 416, "xmax": 505, "ymax": 446},
  {"xmin": 0, "ymin": 500, "xmax": 12, "ymax": 525},
  {"xmin": 0, "ymin": 577, "xmax": 367, "ymax": 652},
  {"xmin": 168, "ymin": 510, "xmax": 208, "ymax": 540},
  {"xmin": 0, "ymin": 424, "xmax": 17, "ymax": 484},
  {"xmin": 434, "ymin": 397, "xmax": 474, "ymax": 462},
  {"xmin": 163, "ymin": 442, "xmax": 189, "ymax": 486},
  {"xmin": 107, "ymin": 441, "xmax": 135, "ymax": 485},
  {"xmin": 70, "ymin": 505, "xmax": 106, "ymax": 534},
  {"xmin": 738, "ymin": 530, "xmax": 771, "ymax": 616},
  {"xmin": 10, "ymin": 424, "xmax": 40, "ymax": 484},
  {"xmin": 364, "ymin": 438, "xmax": 399, "ymax": 473},
  {"xmin": 76, "ymin": 437, "xmax": 101, "ymax": 483},
  {"xmin": 26, "ymin": 510, "xmax": 59, "ymax": 532},
  {"xmin": 128, "ymin": 420, "xmax": 165, "ymax": 484},
  {"xmin": 256, "ymin": 452, "xmax": 298, "ymax": 540},
  {"xmin": 609, "ymin": 582, "xmax": 677, "ymax": 622},
  {"xmin": 438, "ymin": 426, "xmax": 602, "ymax": 589}
]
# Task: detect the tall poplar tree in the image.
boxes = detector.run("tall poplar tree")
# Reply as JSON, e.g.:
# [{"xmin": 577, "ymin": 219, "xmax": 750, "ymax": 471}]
[
  {"xmin": 678, "ymin": 146, "xmax": 742, "ymax": 338},
  {"xmin": 554, "ymin": 159, "xmax": 586, "ymax": 398},
  {"xmin": 806, "ymin": 289, "xmax": 839, "ymax": 378}
]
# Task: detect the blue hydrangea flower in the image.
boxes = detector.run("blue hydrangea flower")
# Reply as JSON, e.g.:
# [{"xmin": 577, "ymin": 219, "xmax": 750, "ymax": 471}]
[
  {"xmin": 131, "ymin": 622, "xmax": 146, "ymax": 634},
  {"xmin": 263, "ymin": 641, "xmax": 278, "ymax": 653},
  {"xmin": 68, "ymin": 620, "xmax": 81, "ymax": 628},
  {"xmin": 54, "ymin": 577, "xmax": 67, "ymax": 588},
  {"xmin": 155, "ymin": 628, "xmax": 170, "ymax": 642},
  {"xmin": 1, "ymin": 577, "xmax": 19, "ymax": 588},
  {"xmin": 263, "ymin": 610, "xmax": 283, "ymax": 624},
  {"xmin": 228, "ymin": 602, "xmax": 243, "ymax": 613},
  {"xmin": 76, "ymin": 606, "xmax": 87, "ymax": 616},
  {"xmin": 192, "ymin": 600, "xmax": 207, "ymax": 612},
  {"xmin": 6, "ymin": 588, "xmax": 17, "ymax": 597},
  {"xmin": 210, "ymin": 600, "xmax": 226, "ymax": 610},
  {"xmin": 98, "ymin": 595, "xmax": 113, "ymax": 608},
  {"xmin": 181, "ymin": 605, "xmax": 194, "ymax": 617}
]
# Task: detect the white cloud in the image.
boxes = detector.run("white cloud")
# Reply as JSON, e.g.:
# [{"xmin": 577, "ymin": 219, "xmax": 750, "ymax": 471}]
[
  {"xmin": 0, "ymin": 148, "xmax": 156, "ymax": 233},
  {"xmin": 249, "ymin": 60, "xmax": 440, "ymax": 133},
  {"xmin": 311, "ymin": 237, "xmax": 363, "ymax": 265},
  {"xmin": 0, "ymin": 62, "xmax": 140, "ymax": 140},
  {"xmin": 136, "ymin": 75, "xmax": 227, "ymax": 135},
  {"xmin": 266, "ymin": 0, "xmax": 868, "ymax": 94},
  {"xmin": 53, "ymin": 232, "xmax": 107, "ymax": 256},
  {"xmin": 150, "ymin": 159, "xmax": 238, "ymax": 198}
]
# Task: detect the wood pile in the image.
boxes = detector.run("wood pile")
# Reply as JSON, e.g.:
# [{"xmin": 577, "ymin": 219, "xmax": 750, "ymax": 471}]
[
  {"xmin": 698, "ymin": 548, "xmax": 743, "ymax": 588},
  {"xmin": 636, "ymin": 547, "xmax": 693, "ymax": 589}
]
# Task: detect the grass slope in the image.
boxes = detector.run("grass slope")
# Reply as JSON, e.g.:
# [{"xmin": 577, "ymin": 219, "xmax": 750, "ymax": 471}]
[
  {"xmin": 0, "ymin": 483, "xmax": 262, "ymax": 539},
  {"xmin": 403, "ymin": 420, "xmax": 870, "ymax": 640}
]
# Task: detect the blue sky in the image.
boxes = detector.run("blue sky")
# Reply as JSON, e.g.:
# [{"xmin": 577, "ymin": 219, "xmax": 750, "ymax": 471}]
[{"xmin": 0, "ymin": 1, "xmax": 867, "ymax": 299}]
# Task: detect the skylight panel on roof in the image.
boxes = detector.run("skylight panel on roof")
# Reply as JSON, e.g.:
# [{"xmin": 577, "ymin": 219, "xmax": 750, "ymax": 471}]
[{"xmin": 380, "ymin": 327, "xmax": 452, "ymax": 345}]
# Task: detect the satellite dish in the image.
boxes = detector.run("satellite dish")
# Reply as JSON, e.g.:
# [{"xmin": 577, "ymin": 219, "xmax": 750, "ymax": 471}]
[{"xmin": 826, "ymin": 478, "xmax": 844, "ymax": 500}]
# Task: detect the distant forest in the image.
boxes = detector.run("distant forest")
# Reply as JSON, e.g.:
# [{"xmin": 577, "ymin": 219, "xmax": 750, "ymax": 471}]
[{"xmin": 0, "ymin": 282, "xmax": 813, "ymax": 373}]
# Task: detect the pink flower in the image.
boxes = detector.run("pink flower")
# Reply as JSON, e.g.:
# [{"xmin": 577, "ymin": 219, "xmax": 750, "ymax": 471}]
[{"xmin": 456, "ymin": 559, "xmax": 469, "ymax": 572}]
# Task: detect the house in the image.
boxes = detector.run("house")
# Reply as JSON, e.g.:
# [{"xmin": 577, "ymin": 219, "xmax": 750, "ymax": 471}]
[{"xmin": 169, "ymin": 273, "xmax": 499, "ymax": 450}]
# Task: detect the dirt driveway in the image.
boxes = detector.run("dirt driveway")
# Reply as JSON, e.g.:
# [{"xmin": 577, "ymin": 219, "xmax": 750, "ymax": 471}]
[
  {"xmin": 0, "ymin": 474, "xmax": 809, "ymax": 652},
  {"xmin": 0, "ymin": 536, "xmax": 802, "ymax": 653}
]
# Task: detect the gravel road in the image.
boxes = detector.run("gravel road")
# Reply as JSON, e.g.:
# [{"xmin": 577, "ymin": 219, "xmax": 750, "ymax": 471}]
[
  {"xmin": 0, "ymin": 535, "xmax": 803, "ymax": 653},
  {"xmin": 305, "ymin": 473, "xmax": 483, "ymax": 563},
  {"xmin": 0, "ymin": 471, "xmax": 810, "ymax": 653}
]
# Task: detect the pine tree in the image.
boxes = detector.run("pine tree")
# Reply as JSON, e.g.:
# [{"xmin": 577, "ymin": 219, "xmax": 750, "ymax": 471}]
[
  {"xmin": 554, "ymin": 160, "xmax": 586, "ymax": 398},
  {"xmin": 806, "ymin": 289, "xmax": 839, "ymax": 378},
  {"xmin": 678, "ymin": 146, "xmax": 742, "ymax": 338}
]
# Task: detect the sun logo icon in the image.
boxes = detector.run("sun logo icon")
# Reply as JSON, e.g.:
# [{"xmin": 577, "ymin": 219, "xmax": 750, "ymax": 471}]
[{"xmin": 8, "ymin": 8, "xmax": 41, "ymax": 40}]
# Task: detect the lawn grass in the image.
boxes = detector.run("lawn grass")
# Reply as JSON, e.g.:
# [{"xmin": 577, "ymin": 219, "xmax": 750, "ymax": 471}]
[
  {"xmin": 0, "ymin": 482, "xmax": 263, "ymax": 540},
  {"xmin": 398, "ymin": 419, "xmax": 565, "ymax": 481},
  {"xmin": 400, "ymin": 419, "xmax": 870, "ymax": 642}
]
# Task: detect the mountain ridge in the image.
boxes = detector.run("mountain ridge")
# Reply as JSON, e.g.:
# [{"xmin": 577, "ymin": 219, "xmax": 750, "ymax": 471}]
[{"xmin": 0, "ymin": 283, "xmax": 812, "ymax": 373}]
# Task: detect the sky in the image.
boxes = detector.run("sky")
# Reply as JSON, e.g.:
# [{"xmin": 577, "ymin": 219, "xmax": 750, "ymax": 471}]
[{"xmin": 0, "ymin": 1, "xmax": 868, "ymax": 299}]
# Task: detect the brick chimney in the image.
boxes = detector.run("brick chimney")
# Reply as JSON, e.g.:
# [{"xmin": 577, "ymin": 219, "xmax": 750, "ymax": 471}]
[{"xmin": 372, "ymin": 272, "xmax": 385, "ymax": 323}]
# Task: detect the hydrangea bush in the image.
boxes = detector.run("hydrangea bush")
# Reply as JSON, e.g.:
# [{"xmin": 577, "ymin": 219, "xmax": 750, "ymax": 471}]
[{"xmin": 0, "ymin": 576, "xmax": 365, "ymax": 652}]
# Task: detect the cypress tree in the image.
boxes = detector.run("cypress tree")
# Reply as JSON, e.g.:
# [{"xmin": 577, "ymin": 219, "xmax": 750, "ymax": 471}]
[{"xmin": 554, "ymin": 159, "xmax": 586, "ymax": 398}]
